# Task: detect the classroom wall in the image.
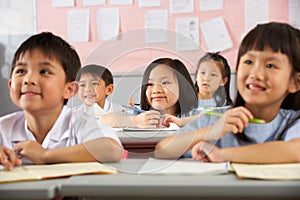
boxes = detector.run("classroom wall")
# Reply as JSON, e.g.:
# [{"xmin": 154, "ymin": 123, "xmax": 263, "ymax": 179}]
[{"xmin": 0, "ymin": 0, "xmax": 294, "ymax": 114}]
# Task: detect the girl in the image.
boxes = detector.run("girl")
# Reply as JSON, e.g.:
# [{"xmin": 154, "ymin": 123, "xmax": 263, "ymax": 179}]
[
  {"xmin": 155, "ymin": 22, "xmax": 300, "ymax": 163},
  {"xmin": 163, "ymin": 52, "xmax": 233, "ymax": 127},
  {"xmin": 195, "ymin": 52, "xmax": 232, "ymax": 108},
  {"xmin": 100, "ymin": 58, "xmax": 198, "ymax": 128}
]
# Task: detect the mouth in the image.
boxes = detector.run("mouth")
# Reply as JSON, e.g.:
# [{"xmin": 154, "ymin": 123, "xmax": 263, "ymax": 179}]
[
  {"xmin": 151, "ymin": 96, "xmax": 166, "ymax": 101},
  {"xmin": 84, "ymin": 94, "xmax": 95, "ymax": 98},
  {"xmin": 21, "ymin": 91, "xmax": 41, "ymax": 96},
  {"xmin": 246, "ymin": 83, "xmax": 266, "ymax": 91}
]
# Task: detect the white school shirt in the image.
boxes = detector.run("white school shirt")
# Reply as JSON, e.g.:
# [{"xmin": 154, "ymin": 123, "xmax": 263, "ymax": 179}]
[
  {"xmin": 176, "ymin": 108, "xmax": 300, "ymax": 157},
  {"xmin": 0, "ymin": 106, "xmax": 121, "ymax": 163},
  {"xmin": 75, "ymin": 99, "xmax": 124, "ymax": 118}
]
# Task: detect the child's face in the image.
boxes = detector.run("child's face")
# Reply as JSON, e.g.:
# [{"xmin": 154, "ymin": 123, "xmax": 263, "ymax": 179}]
[
  {"xmin": 196, "ymin": 60, "xmax": 226, "ymax": 99},
  {"xmin": 8, "ymin": 49, "xmax": 73, "ymax": 113},
  {"xmin": 77, "ymin": 73, "xmax": 109, "ymax": 108},
  {"xmin": 145, "ymin": 65, "xmax": 179, "ymax": 115},
  {"xmin": 237, "ymin": 47, "xmax": 294, "ymax": 109}
]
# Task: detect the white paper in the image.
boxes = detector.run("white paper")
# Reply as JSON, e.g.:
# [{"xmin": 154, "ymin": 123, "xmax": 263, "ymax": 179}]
[
  {"xmin": 145, "ymin": 9, "xmax": 168, "ymax": 43},
  {"xmin": 67, "ymin": 9, "xmax": 89, "ymax": 42},
  {"xmin": 96, "ymin": 8, "xmax": 119, "ymax": 41},
  {"xmin": 138, "ymin": 158, "xmax": 228, "ymax": 174},
  {"xmin": 109, "ymin": 0, "xmax": 132, "ymax": 5},
  {"xmin": 52, "ymin": 0, "xmax": 74, "ymax": 7},
  {"xmin": 138, "ymin": 0, "xmax": 161, "ymax": 7},
  {"xmin": 82, "ymin": 0, "xmax": 105, "ymax": 6},
  {"xmin": 201, "ymin": 17, "xmax": 232, "ymax": 52},
  {"xmin": 199, "ymin": 0, "xmax": 223, "ymax": 11},
  {"xmin": 175, "ymin": 17, "xmax": 199, "ymax": 51},
  {"xmin": 170, "ymin": 0, "xmax": 194, "ymax": 14},
  {"xmin": 244, "ymin": 0, "xmax": 268, "ymax": 32},
  {"xmin": 289, "ymin": 0, "xmax": 300, "ymax": 29}
]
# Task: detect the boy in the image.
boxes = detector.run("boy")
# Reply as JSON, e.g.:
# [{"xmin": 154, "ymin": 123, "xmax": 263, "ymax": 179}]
[
  {"xmin": 0, "ymin": 32, "xmax": 123, "ymax": 171},
  {"xmin": 75, "ymin": 64, "xmax": 123, "ymax": 118}
]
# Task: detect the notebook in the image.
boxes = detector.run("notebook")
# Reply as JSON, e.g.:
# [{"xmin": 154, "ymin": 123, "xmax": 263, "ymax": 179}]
[{"xmin": 0, "ymin": 162, "xmax": 117, "ymax": 183}]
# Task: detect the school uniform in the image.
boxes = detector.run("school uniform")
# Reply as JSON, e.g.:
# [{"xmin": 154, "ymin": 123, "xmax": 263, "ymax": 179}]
[
  {"xmin": 176, "ymin": 108, "xmax": 300, "ymax": 157},
  {"xmin": 0, "ymin": 106, "xmax": 121, "ymax": 163}
]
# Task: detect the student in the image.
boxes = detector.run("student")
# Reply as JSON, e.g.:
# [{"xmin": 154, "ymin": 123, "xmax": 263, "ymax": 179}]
[
  {"xmin": 0, "ymin": 32, "xmax": 123, "ymax": 171},
  {"xmin": 100, "ymin": 58, "xmax": 198, "ymax": 128},
  {"xmin": 195, "ymin": 52, "xmax": 232, "ymax": 109},
  {"xmin": 155, "ymin": 22, "xmax": 300, "ymax": 163},
  {"xmin": 75, "ymin": 64, "xmax": 123, "ymax": 118},
  {"xmin": 163, "ymin": 52, "xmax": 233, "ymax": 127}
]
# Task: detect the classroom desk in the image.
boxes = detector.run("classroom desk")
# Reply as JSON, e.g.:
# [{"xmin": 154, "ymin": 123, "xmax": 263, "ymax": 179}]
[
  {"xmin": 60, "ymin": 159, "xmax": 300, "ymax": 200},
  {"xmin": 116, "ymin": 129, "xmax": 174, "ymax": 158},
  {"xmin": 0, "ymin": 178, "xmax": 65, "ymax": 200}
]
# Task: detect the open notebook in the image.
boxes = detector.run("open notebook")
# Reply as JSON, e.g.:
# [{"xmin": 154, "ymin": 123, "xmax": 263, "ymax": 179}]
[
  {"xmin": 0, "ymin": 162, "xmax": 117, "ymax": 183},
  {"xmin": 138, "ymin": 158, "xmax": 229, "ymax": 175},
  {"xmin": 231, "ymin": 163, "xmax": 300, "ymax": 180}
]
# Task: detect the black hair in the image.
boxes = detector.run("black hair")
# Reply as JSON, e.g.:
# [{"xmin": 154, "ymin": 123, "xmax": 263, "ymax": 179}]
[
  {"xmin": 11, "ymin": 32, "xmax": 81, "ymax": 105},
  {"xmin": 76, "ymin": 64, "xmax": 113, "ymax": 86},
  {"xmin": 140, "ymin": 58, "xmax": 198, "ymax": 116},
  {"xmin": 234, "ymin": 22, "xmax": 300, "ymax": 141},
  {"xmin": 195, "ymin": 52, "xmax": 233, "ymax": 107}
]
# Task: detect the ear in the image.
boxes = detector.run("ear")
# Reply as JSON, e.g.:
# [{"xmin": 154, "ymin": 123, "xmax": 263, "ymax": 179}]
[
  {"xmin": 8, "ymin": 79, "xmax": 12, "ymax": 89},
  {"xmin": 220, "ymin": 77, "xmax": 228, "ymax": 86},
  {"xmin": 105, "ymin": 84, "xmax": 114, "ymax": 96},
  {"xmin": 288, "ymin": 72, "xmax": 300, "ymax": 93},
  {"xmin": 63, "ymin": 81, "xmax": 79, "ymax": 100}
]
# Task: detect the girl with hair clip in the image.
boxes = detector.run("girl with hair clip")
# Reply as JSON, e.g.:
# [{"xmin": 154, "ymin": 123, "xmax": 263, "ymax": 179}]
[
  {"xmin": 100, "ymin": 58, "xmax": 198, "ymax": 128},
  {"xmin": 155, "ymin": 22, "xmax": 300, "ymax": 163}
]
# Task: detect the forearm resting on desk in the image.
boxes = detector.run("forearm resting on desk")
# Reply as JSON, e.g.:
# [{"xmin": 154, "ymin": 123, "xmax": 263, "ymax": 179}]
[
  {"xmin": 218, "ymin": 138, "xmax": 300, "ymax": 164},
  {"xmin": 42, "ymin": 138, "xmax": 123, "ymax": 164},
  {"xmin": 154, "ymin": 127, "xmax": 215, "ymax": 159}
]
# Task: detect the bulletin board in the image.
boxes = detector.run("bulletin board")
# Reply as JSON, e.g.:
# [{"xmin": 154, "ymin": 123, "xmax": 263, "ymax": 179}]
[{"xmin": 36, "ymin": 0, "xmax": 290, "ymax": 74}]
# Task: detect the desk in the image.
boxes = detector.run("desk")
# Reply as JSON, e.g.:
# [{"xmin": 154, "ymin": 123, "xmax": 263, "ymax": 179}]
[
  {"xmin": 0, "ymin": 178, "xmax": 65, "ymax": 200},
  {"xmin": 116, "ymin": 129, "xmax": 174, "ymax": 158},
  {"xmin": 60, "ymin": 159, "xmax": 300, "ymax": 200}
]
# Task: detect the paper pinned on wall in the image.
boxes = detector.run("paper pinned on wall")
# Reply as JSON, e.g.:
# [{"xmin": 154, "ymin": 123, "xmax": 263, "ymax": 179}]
[
  {"xmin": 289, "ymin": 0, "xmax": 300, "ymax": 29},
  {"xmin": 244, "ymin": 0, "xmax": 268, "ymax": 32},
  {"xmin": 199, "ymin": 0, "xmax": 223, "ymax": 11},
  {"xmin": 175, "ymin": 17, "xmax": 199, "ymax": 51},
  {"xmin": 82, "ymin": 0, "xmax": 105, "ymax": 6},
  {"xmin": 138, "ymin": 0, "xmax": 161, "ymax": 8},
  {"xmin": 109, "ymin": 0, "xmax": 132, "ymax": 5},
  {"xmin": 67, "ymin": 9, "xmax": 89, "ymax": 42},
  {"xmin": 96, "ymin": 8, "xmax": 119, "ymax": 41},
  {"xmin": 145, "ymin": 9, "xmax": 168, "ymax": 43},
  {"xmin": 201, "ymin": 17, "xmax": 232, "ymax": 52},
  {"xmin": 52, "ymin": 0, "xmax": 74, "ymax": 7},
  {"xmin": 170, "ymin": 0, "xmax": 194, "ymax": 14}
]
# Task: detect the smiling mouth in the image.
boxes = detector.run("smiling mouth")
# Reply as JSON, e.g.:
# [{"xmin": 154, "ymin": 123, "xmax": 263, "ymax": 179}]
[{"xmin": 247, "ymin": 84, "xmax": 266, "ymax": 91}]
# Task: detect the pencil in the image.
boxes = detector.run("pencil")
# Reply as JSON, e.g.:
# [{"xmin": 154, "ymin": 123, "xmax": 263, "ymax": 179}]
[{"xmin": 205, "ymin": 111, "xmax": 265, "ymax": 124}]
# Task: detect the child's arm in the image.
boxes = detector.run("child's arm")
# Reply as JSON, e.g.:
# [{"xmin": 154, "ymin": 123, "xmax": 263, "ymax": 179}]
[
  {"xmin": 0, "ymin": 146, "xmax": 22, "ymax": 170},
  {"xmin": 100, "ymin": 111, "xmax": 162, "ymax": 128},
  {"xmin": 192, "ymin": 138, "xmax": 300, "ymax": 163},
  {"xmin": 155, "ymin": 107, "xmax": 254, "ymax": 159},
  {"xmin": 164, "ymin": 113, "xmax": 204, "ymax": 127},
  {"xmin": 14, "ymin": 138, "xmax": 123, "ymax": 164}
]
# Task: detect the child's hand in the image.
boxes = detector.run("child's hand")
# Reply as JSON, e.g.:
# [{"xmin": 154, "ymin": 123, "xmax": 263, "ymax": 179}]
[
  {"xmin": 128, "ymin": 96, "xmax": 135, "ymax": 108},
  {"xmin": 133, "ymin": 110, "xmax": 161, "ymax": 128},
  {"xmin": 14, "ymin": 141, "xmax": 47, "ymax": 164},
  {"xmin": 210, "ymin": 106, "xmax": 253, "ymax": 139},
  {"xmin": 163, "ymin": 114, "xmax": 183, "ymax": 127},
  {"xmin": 191, "ymin": 141, "xmax": 225, "ymax": 163},
  {"xmin": 0, "ymin": 146, "xmax": 22, "ymax": 170}
]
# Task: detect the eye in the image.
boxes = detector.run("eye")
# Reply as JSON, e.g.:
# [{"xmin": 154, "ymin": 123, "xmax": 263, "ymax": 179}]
[
  {"xmin": 79, "ymin": 83, "xmax": 86, "ymax": 88},
  {"xmin": 244, "ymin": 60, "xmax": 252, "ymax": 65},
  {"xmin": 162, "ymin": 81, "xmax": 171, "ymax": 85},
  {"xmin": 92, "ymin": 82, "xmax": 99, "ymax": 86},
  {"xmin": 146, "ymin": 83, "xmax": 153, "ymax": 87},
  {"xmin": 211, "ymin": 73, "xmax": 219, "ymax": 77},
  {"xmin": 266, "ymin": 63, "xmax": 277, "ymax": 69},
  {"xmin": 14, "ymin": 68, "xmax": 26, "ymax": 74},
  {"xmin": 40, "ymin": 69, "xmax": 51, "ymax": 75},
  {"xmin": 199, "ymin": 71, "xmax": 205, "ymax": 76}
]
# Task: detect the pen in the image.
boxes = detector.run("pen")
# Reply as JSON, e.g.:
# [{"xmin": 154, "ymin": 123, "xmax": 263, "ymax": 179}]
[
  {"xmin": 122, "ymin": 105, "xmax": 166, "ymax": 117},
  {"xmin": 205, "ymin": 111, "xmax": 265, "ymax": 124}
]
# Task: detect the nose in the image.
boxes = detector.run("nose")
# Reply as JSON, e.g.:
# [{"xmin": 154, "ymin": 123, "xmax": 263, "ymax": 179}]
[
  {"xmin": 23, "ymin": 72, "xmax": 37, "ymax": 85},
  {"xmin": 85, "ymin": 83, "xmax": 94, "ymax": 92},
  {"xmin": 249, "ymin": 62, "xmax": 266, "ymax": 81},
  {"xmin": 152, "ymin": 83, "xmax": 163, "ymax": 94}
]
